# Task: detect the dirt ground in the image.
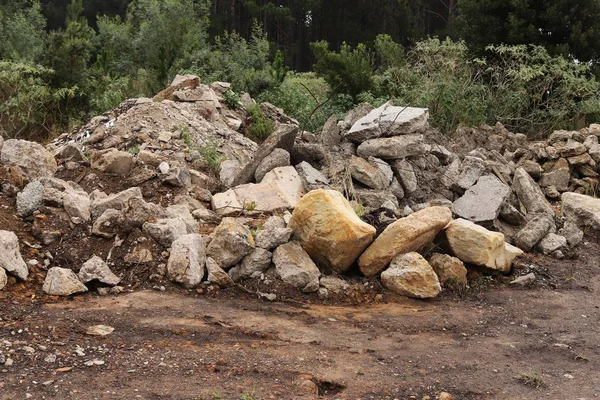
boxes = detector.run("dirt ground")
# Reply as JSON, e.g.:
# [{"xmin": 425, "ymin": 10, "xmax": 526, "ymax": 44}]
[{"xmin": 2, "ymin": 230, "xmax": 599, "ymax": 400}]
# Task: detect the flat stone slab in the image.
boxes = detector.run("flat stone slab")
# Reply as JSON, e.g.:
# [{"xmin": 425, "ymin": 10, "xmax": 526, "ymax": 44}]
[
  {"xmin": 453, "ymin": 175, "xmax": 510, "ymax": 223},
  {"xmin": 212, "ymin": 166, "xmax": 305, "ymax": 216},
  {"xmin": 346, "ymin": 102, "xmax": 429, "ymax": 142}
]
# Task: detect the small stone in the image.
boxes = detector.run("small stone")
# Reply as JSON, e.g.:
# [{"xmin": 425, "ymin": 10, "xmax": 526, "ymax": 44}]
[
  {"xmin": 220, "ymin": 160, "xmax": 241, "ymax": 187},
  {"xmin": 255, "ymin": 216, "xmax": 292, "ymax": 250},
  {"xmin": 78, "ymin": 256, "xmax": 121, "ymax": 286},
  {"xmin": 207, "ymin": 218, "xmax": 255, "ymax": 268},
  {"xmin": 319, "ymin": 276, "xmax": 349, "ymax": 294},
  {"xmin": 427, "ymin": 253, "xmax": 468, "ymax": 286},
  {"xmin": 85, "ymin": 325, "xmax": 115, "ymax": 336},
  {"xmin": 514, "ymin": 214, "xmax": 555, "ymax": 252},
  {"xmin": 229, "ymin": 248, "xmax": 272, "ymax": 282},
  {"xmin": 0, "ymin": 268, "xmax": 7, "ymax": 290},
  {"xmin": 91, "ymin": 148, "xmax": 135, "ymax": 175},
  {"xmin": 381, "ymin": 252, "xmax": 441, "ymax": 299},
  {"xmin": 206, "ymin": 257, "xmax": 235, "ymax": 288},
  {"xmin": 255, "ymin": 148, "xmax": 290, "ymax": 182},
  {"xmin": 510, "ymin": 273, "xmax": 536, "ymax": 286},
  {"xmin": 167, "ymin": 234, "xmax": 208, "ymax": 288},
  {"xmin": 0, "ymin": 230, "xmax": 29, "ymax": 280},
  {"xmin": 537, "ymin": 233, "xmax": 567, "ymax": 255},
  {"xmin": 43, "ymin": 267, "xmax": 88, "ymax": 296},
  {"xmin": 142, "ymin": 218, "xmax": 187, "ymax": 247},
  {"xmin": 158, "ymin": 162, "xmax": 170, "ymax": 174},
  {"xmin": 273, "ymin": 241, "xmax": 320, "ymax": 293},
  {"xmin": 558, "ymin": 221, "xmax": 583, "ymax": 248},
  {"xmin": 44, "ymin": 354, "xmax": 57, "ymax": 363},
  {"xmin": 16, "ymin": 181, "xmax": 44, "ymax": 217}
]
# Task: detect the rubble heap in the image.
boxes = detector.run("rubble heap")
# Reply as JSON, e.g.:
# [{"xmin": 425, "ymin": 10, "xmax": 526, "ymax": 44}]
[{"xmin": 1, "ymin": 74, "xmax": 599, "ymax": 299}]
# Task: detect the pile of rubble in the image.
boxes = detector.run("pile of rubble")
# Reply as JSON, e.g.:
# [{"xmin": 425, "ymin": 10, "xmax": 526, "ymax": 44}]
[{"xmin": 1, "ymin": 74, "xmax": 600, "ymax": 300}]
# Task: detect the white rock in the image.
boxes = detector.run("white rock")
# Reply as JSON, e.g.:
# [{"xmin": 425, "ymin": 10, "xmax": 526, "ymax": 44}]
[
  {"xmin": 0, "ymin": 231, "xmax": 28, "ymax": 280},
  {"xmin": 0, "ymin": 139, "xmax": 57, "ymax": 179},
  {"xmin": 206, "ymin": 218, "xmax": 255, "ymax": 268},
  {"xmin": 212, "ymin": 166, "xmax": 305, "ymax": 216},
  {"xmin": 142, "ymin": 218, "xmax": 188, "ymax": 247},
  {"xmin": 78, "ymin": 256, "xmax": 121, "ymax": 286},
  {"xmin": 346, "ymin": 103, "xmax": 428, "ymax": 142},
  {"xmin": 273, "ymin": 241, "xmax": 320, "ymax": 293},
  {"xmin": 91, "ymin": 148, "xmax": 135, "ymax": 175},
  {"xmin": 167, "ymin": 234, "xmax": 208, "ymax": 288},
  {"xmin": 43, "ymin": 267, "xmax": 88, "ymax": 296},
  {"xmin": 158, "ymin": 162, "xmax": 170, "ymax": 174},
  {"xmin": 561, "ymin": 192, "xmax": 600, "ymax": 229},
  {"xmin": 229, "ymin": 248, "xmax": 272, "ymax": 282},
  {"xmin": 255, "ymin": 148, "xmax": 290, "ymax": 182},
  {"xmin": 16, "ymin": 181, "xmax": 44, "ymax": 217},
  {"xmin": 453, "ymin": 175, "xmax": 510, "ymax": 223},
  {"xmin": 0, "ymin": 268, "xmax": 7, "ymax": 290},
  {"xmin": 91, "ymin": 187, "xmax": 143, "ymax": 219},
  {"xmin": 206, "ymin": 257, "xmax": 235, "ymax": 288}
]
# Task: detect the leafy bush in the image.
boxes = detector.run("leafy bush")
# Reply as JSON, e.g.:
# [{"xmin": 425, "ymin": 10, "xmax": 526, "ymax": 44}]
[
  {"xmin": 0, "ymin": 61, "xmax": 77, "ymax": 140},
  {"xmin": 247, "ymin": 104, "xmax": 275, "ymax": 140},
  {"xmin": 0, "ymin": 0, "xmax": 46, "ymax": 62},
  {"xmin": 310, "ymin": 40, "xmax": 374, "ymax": 99},
  {"xmin": 259, "ymin": 72, "xmax": 356, "ymax": 132},
  {"xmin": 223, "ymin": 89, "xmax": 241, "ymax": 110},
  {"xmin": 483, "ymin": 44, "xmax": 600, "ymax": 135},
  {"xmin": 375, "ymin": 37, "xmax": 600, "ymax": 135},
  {"xmin": 190, "ymin": 23, "xmax": 275, "ymax": 96}
]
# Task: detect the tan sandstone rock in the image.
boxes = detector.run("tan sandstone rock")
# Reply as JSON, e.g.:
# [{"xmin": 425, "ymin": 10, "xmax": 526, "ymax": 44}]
[
  {"xmin": 427, "ymin": 253, "xmax": 468, "ymax": 286},
  {"xmin": 445, "ymin": 219, "xmax": 523, "ymax": 273},
  {"xmin": 358, "ymin": 206, "xmax": 452, "ymax": 277},
  {"xmin": 289, "ymin": 189, "xmax": 376, "ymax": 274},
  {"xmin": 381, "ymin": 252, "xmax": 441, "ymax": 298}
]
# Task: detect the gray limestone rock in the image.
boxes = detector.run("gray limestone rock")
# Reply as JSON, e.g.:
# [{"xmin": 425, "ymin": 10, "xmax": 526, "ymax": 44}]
[
  {"xmin": 453, "ymin": 175, "xmax": 510, "ymax": 223},
  {"xmin": 537, "ymin": 233, "xmax": 567, "ymax": 255},
  {"xmin": 273, "ymin": 241, "xmax": 320, "ymax": 293},
  {"xmin": 142, "ymin": 218, "xmax": 188, "ymax": 247},
  {"xmin": 78, "ymin": 256, "xmax": 121, "ymax": 286},
  {"xmin": 206, "ymin": 257, "xmax": 235, "ymax": 288},
  {"xmin": 512, "ymin": 167, "xmax": 555, "ymax": 216},
  {"xmin": 167, "ymin": 234, "xmax": 209, "ymax": 288},
  {"xmin": 43, "ymin": 267, "xmax": 88, "ymax": 296},
  {"xmin": 0, "ymin": 139, "xmax": 57, "ymax": 180},
  {"xmin": 514, "ymin": 214, "xmax": 555, "ymax": 252},
  {"xmin": 356, "ymin": 134, "xmax": 428, "ymax": 160},
  {"xmin": 16, "ymin": 181, "xmax": 44, "ymax": 217},
  {"xmin": 206, "ymin": 218, "xmax": 255, "ymax": 268},
  {"xmin": 229, "ymin": 248, "xmax": 272, "ymax": 282},
  {"xmin": 255, "ymin": 148, "xmax": 291, "ymax": 182},
  {"xmin": 0, "ymin": 230, "xmax": 28, "ymax": 280}
]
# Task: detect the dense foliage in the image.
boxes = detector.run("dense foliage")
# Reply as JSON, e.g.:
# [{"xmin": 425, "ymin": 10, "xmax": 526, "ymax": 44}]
[{"xmin": 1, "ymin": 0, "xmax": 600, "ymax": 140}]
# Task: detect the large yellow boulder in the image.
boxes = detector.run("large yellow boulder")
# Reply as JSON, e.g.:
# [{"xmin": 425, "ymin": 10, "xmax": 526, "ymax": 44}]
[
  {"xmin": 289, "ymin": 189, "xmax": 376, "ymax": 274},
  {"xmin": 358, "ymin": 206, "xmax": 452, "ymax": 277},
  {"xmin": 445, "ymin": 218, "xmax": 523, "ymax": 273}
]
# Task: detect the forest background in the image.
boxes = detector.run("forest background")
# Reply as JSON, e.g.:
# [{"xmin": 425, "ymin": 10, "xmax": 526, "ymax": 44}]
[{"xmin": 2, "ymin": 0, "xmax": 600, "ymax": 140}]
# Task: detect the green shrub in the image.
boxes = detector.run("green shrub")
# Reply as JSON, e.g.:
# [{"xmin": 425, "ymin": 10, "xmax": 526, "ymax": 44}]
[
  {"xmin": 188, "ymin": 23, "xmax": 276, "ymax": 96},
  {"xmin": 0, "ymin": 61, "xmax": 77, "ymax": 140},
  {"xmin": 223, "ymin": 89, "xmax": 241, "ymax": 110},
  {"xmin": 247, "ymin": 104, "xmax": 275, "ymax": 140},
  {"xmin": 310, "ymin": 40, "xmax": 375, "ymax": 99},
  {"xmin": 259, "ymin": 72, "xmax": 356, "ymax": 132}
]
